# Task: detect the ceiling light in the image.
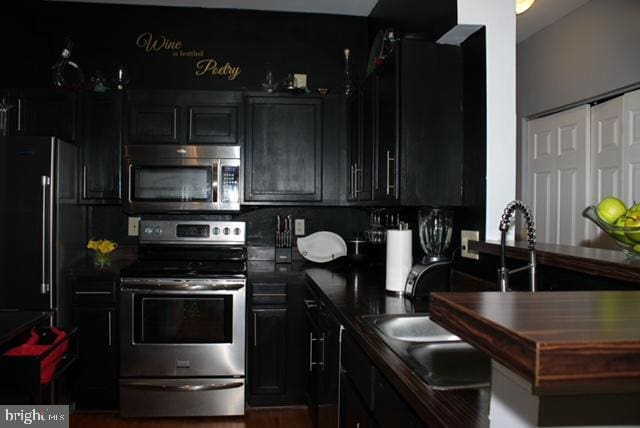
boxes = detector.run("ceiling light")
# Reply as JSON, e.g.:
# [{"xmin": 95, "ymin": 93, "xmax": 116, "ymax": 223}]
[{"xmin": 516, "ymin": 0, "xmax": 535, "ymax": 15}]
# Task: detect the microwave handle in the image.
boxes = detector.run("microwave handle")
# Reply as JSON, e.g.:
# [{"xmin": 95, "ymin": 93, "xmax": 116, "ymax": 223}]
[{"xmin": 214, "ymin": 160, "xmax": 220, "ymax": 204}]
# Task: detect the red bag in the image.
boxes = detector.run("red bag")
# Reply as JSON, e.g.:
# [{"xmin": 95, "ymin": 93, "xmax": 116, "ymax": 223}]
[{"xmin": 4, "ymin": 327, "xmax": 69, "ymax": 384}]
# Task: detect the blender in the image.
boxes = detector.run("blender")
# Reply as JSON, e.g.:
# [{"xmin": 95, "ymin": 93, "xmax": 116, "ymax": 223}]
[{"xmin": 404, "ymin": 207, "xmax": 454, "ymax": 299}]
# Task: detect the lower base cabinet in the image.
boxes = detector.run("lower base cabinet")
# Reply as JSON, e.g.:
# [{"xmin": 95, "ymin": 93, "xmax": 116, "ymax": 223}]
[
  {"xmin": 341, "ymin": 332, "xmax": 424, "ymax": 428},
  {"xmin": 247, "ymin": 277, "xmax": 307, "ymax": 406},
  {"xmin": 70, "ymin": 273, "xmax": 118, "ymax": 410}
]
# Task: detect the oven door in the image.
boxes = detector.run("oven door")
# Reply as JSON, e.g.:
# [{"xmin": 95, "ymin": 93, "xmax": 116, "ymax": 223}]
[{"xmin": 120, "ymin": 278, "xmax": 246, "ymax": 377}]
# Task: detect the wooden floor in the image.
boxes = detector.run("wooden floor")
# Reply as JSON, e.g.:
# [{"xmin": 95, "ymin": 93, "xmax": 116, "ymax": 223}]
[{"xmin": 70, "ymin": 408, "xmax": 313, "ymax": 428}]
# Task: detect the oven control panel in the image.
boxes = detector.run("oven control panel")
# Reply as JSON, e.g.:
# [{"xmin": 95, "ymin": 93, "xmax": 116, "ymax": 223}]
[{"xmin": 139, "ymin": 220, "xmax": 246, "ymax": 244}]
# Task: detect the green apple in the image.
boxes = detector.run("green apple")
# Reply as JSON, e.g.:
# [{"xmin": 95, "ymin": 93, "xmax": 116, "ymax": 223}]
[
  {"xmin": 597, "ymin": 197, "xmax": 627, "ymax": 224},
  {"xmin": 624, "ymin": 212, "xmax": 640, "ymax": 243},
  {"xmin": 634, "ymin": 244, "xmax": 640, "ymax": 254},
  {"xmin": 629, "ymin": 202, "xmax": 640, "ymax": 213},
  {"xmin": 613, "ymin": 216, "xmax": 634, "ymax": 244}
]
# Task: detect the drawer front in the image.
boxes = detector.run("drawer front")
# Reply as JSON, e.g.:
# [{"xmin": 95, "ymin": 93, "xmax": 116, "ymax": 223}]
[
  {"xmin": 342, "ymin": 332, "xmax": 375, "ymax": 410},
  {"xmin": 251, "ymin": 282, "xmax": 287, "ymax": 305},
  {"xmin": 73, "ymin": 279, "xmax": 117, "ymax": 304}
]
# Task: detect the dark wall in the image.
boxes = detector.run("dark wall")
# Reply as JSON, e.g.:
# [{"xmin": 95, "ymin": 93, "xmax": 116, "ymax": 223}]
[
  {"xmin": 368, "ymin": 0, "xmax": 457, "ymax": 41},
  {"xmin": 4, "ymin": 1, "xmax": 368, "ymax": 92}
]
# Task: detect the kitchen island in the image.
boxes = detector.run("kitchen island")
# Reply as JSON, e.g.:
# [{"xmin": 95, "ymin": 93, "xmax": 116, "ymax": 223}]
[{"xmin": 430, "ymin": 291, "xmax": 640, "ymax": 427}]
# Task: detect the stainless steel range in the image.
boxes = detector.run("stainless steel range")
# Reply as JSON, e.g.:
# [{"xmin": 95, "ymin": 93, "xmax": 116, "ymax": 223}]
[{"xmin": 119, "ymin": 220, "xmax": 246, "ymax": 418}]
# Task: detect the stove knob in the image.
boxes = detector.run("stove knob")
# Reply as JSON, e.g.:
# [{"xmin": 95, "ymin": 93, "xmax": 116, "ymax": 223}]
[
  {"xmin": 234, "ymin": 227, "xmax": 241, "ymax": 235},
  {"xmin": 154, "ymin": 226, "xmax": 163, "ymax": 236},
  {"xmin": 223, "ymin": 227, "xmax": 230, "ymax": 235},
  {"xmin": 144, "ymin": 227, "xmax": 153, "ymax": 235},
  {"xmin": 213, "ymin": 227, "xmax": 220, "ymax": 235}
]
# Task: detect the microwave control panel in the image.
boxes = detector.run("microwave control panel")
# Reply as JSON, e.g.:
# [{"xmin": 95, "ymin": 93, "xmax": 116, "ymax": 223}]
[{"xmin": 221, "ymin": 165, "xmax": 240, "ymax": 204}]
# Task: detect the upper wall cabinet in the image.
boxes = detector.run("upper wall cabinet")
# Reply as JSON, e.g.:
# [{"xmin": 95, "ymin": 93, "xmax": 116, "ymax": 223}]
[
  {"xmin": 350, "ymin": 35, "xmax": 478, "ymax": 207},
  {"xmin": 80, "ymin": 92, "xmax": 123, "ymax": 204},
  {"xmin": 244, "ymin": 95, "xmax": 323, "ymax": 203},
  {"xmin": 4, "ymin": 89, "xmax": 77, "ymax": 142},
  {"xmin": 127, "ymin": 90, "xmax": 243, "ymax": 145}
]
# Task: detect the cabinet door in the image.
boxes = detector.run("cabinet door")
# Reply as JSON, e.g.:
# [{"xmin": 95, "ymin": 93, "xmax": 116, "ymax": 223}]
[
  {"xmin": 80, "ymin": 93, "xmax": 122, "ymax": 203},
  {"xmin": 129, "ymin": 92, "xmax": 180, "ymax": 144},
  {"xmin": 73, "ymin": 306, "xmax": 118, "ymax": 409},
  {"xmin": 15, "ymin": 90, "xmax": 77, "ymax": 142},
  {"xmin": 347, "ymin": 94, "xmax": 361, "ymax": 202},
  {"xmin": 342, "ymin": 375, "xmax": 374, "ymax": 428},
  {"xmin": 374, "ymin": 55, "xmax": 399, "ymax": 202},
  {"xmin": 245, "ymin": 96, "xmax": 322, "ymax": 202},
  {"xmin": 188, "ymin": 105, "xmax": 238, "ymax": 144},
  {"xmin": 250, "ymin": 307, "xmax": 287, "ymax": 395},
  {"xmin": 358, "ymin": 80, "xmax": 374, "ymax": 201}
]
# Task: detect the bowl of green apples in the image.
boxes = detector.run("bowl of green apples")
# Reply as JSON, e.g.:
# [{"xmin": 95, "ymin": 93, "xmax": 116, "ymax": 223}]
[{"xmin": 582, "ymin": 197, "xmax": 640, "ymax": 258}]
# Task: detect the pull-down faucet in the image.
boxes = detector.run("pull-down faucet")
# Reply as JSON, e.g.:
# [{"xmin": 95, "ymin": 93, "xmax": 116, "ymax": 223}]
[{"xmin": 498, "ymin": 200, "xmax": 537, "ymax": 292}]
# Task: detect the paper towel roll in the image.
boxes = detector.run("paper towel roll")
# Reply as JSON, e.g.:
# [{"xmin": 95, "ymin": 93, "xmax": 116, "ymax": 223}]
[{"xmin": 385, "ymin": 230, "xmax": 412, "ymax": 294}]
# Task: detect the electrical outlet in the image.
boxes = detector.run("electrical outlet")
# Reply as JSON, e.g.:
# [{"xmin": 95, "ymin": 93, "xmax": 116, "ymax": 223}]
[
  {"xmin": 128, "ymin": 217, "xmax": 141, "ymax": 236},
  {"xmin": 461, "ymin": 230, "xmax": 480, "ymax": 260},
  {"xmin": 294, "ymin": 219, "xmax": 305, "ymax": 236}
]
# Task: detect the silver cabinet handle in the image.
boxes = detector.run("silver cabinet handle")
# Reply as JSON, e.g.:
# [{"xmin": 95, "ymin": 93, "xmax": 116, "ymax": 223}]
[
  {"xmin": 303, "ymin": 299, "xmax": 318, "ymax": 310},
  {"xmin": 172, "ymin": 108, "xmax": 177, "ymax": 141},
  {"xmin": 386, "ymin": 150, "xmax": 395, "ymax": 196},
  {"xmin": 354, "ymin": 163, "xmax": 361, "ymax": 194},
  {"xmin": 125, "ymin": 381, "xmax": 244, "ymax": 392},
  {"xmin": 350, "ymin": 164, "xmax": 355, "ymax": 199},
  {"xmin": 108, "ymin": 311, "xmax": 112, "ymax": 347},
  {"xmin": 40, "ymin": 176, "xmax": 50, "ymax": 295},
  {"xmin": 189, "ymin": 108, "xmax": 193, "ymax": 141},
  {"xmin": 17, "ymin": 97, "xmax": 22, "ymax": 132},
  {"xmin": 309, "ymin": 332, "xmax": 316, "ymax": 372},
  {"xmin": 253, "ymin": 312, "xmax": 257, "ymax": 347},
  {"xmin": 82, "ymin": 165, "xmax": 88, "ymax": 199}
]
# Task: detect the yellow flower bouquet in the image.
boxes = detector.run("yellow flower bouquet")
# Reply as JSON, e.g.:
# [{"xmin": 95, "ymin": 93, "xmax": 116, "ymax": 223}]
[{"xmin": 87, "ymin": 239, "xmax": 118, "ymax": 269}]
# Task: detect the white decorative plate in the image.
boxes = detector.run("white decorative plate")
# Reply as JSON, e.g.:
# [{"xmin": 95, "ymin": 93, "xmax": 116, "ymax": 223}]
[{"xmin": 296, "ymin": 231, "xmax": 347, "ymax": 263}]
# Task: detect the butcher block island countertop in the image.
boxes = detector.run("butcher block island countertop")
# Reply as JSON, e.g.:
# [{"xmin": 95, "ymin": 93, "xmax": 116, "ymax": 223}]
[{"xmin": 429, "ymin": 291, "xmax": 640, "ymax": 395}]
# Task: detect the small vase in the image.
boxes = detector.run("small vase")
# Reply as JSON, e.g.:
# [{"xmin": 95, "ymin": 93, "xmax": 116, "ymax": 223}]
[{"xmin": 94, "ymin": 252, "xmax": 112, "ymax": 269}]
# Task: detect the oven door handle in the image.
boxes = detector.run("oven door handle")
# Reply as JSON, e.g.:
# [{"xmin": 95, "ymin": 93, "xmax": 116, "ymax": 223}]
[
  {"xmin": 124, "ymin": 381, "xmax": 244, "ymax": 392},
  {"xmin": 121, "ymin": 281, "xmax": 245, "ymax": 291}
]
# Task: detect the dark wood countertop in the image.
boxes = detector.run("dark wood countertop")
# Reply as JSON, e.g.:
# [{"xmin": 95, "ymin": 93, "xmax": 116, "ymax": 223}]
[
  {"xmin": 305, "ymin": 267, "xmax": 489, "ymax": 428},
  {"xmin": 0, "ymin": 311, "xmax": 50, "ymax": 348},
  {"xmin": 469, "ymin": 240, "xmax": 640, "ymax": 284},
  {"xmin": 429, "ymin": 291, "xmax": 640, "ymax": 395}
]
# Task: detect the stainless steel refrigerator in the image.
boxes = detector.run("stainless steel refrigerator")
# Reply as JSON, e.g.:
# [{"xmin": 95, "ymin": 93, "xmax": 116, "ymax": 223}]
[{"xmin": 0, "ymin": 136, "xmax": 85, "ymax": 327}]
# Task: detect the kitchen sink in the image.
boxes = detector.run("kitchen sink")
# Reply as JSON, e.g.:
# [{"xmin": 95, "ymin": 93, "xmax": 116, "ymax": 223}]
[
  {"xmin": 371, "ymin": 315, "xmax": 460, "ymax": 342},
  {"xmin": 360, "ymin": 314, "xmax": 490, "ymax": 390}
]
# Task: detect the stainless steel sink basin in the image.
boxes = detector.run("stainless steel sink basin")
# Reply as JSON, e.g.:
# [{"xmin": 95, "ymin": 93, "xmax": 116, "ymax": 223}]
[
  {"xmin": 360, "ymin": 314, "xmax": 490, "ymax": 390},
  {"xmin": 407, "ymin": 342, "xmax": 490, "ymax": 389},
  {"xmin": 372, "ymin": 315, "xmax": 460, "ymax": 342}
]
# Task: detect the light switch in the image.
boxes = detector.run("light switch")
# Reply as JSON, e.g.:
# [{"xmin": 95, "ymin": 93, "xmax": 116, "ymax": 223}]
[
  {"xmin": 295, "ymin": 219, "xmax": 305, "ymax": 236},
  {"xmin": 128, "ymin": 217, "xmax": 141, "ymax": 236}
]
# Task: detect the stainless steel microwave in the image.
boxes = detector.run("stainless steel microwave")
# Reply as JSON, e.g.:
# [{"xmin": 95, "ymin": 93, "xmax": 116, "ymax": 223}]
[{"xmin": 124, "ymin": 145, "xmax": 241, "ymax": 213}]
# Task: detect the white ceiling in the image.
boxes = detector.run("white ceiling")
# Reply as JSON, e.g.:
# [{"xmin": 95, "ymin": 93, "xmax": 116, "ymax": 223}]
[
  {"xmin": 516, "ymin": 0, "xmax": 591, "ymax": 42},
  {"xmin": 48, "ymin": 0, "xmax": 379, "ymax": 16}
]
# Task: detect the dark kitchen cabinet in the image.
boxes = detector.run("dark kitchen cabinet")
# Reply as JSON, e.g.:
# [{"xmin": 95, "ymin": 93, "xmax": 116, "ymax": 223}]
[
  {"xmin": 5, "ymin": 89, "xmax": 77, "ymax": 142},
  {"xmin": 80, "ymin": 92, "xmax": 123, "ymax": 204},
  {"xmin": 341, "ymin": 331, "xmax": 424, "ymax": 428},
  {"xmin": 70, "ymin": 273, "xmax": 118, "ymax": 410},
  {"xmin": 304, "ymin": 285, "xmax": 342, "ymax": 428},
  {"xmin": 244, "ymin": 95, "xmax": 322, "ymax": 202},
  {"xmin": 128, "ymin": 90, "xmax": 242, "ymax": 145},
  {"xmin": 347, "ymin": 82, "xmax": 373, "ymax": 202},
  {"xmin": 349, "ymin": 36, "xmax": 468, "ymax": 206},
  {"xmin": 342, "ymin": 375, "xmax": 375, "ymax": 428},
  {"xmin": 247, "ymin": 278, "xmax": 306, "ymax": 407},
  {"xmin": 250, "ymin": 307, "xmax": 287, "ymax": 395}
]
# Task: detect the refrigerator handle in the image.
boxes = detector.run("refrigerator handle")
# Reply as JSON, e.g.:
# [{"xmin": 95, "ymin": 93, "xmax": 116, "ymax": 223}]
[{"xmin": 41, "ymin": 175, "xmax": 51, "ymax": 295}]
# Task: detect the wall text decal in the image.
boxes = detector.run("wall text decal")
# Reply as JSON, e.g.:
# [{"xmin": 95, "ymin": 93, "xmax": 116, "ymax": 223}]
[{"xmin": 135, "ymin": 32, "xmax": 241, "ymax": 80}]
